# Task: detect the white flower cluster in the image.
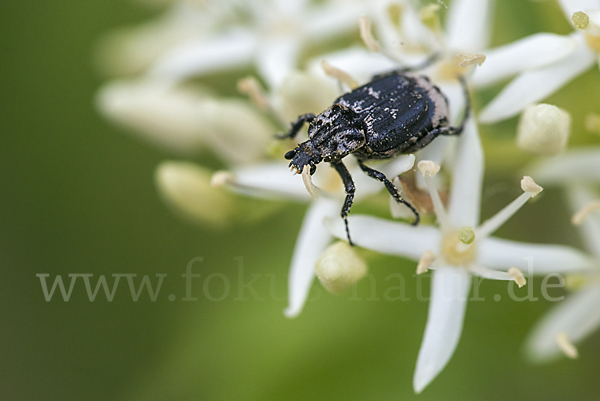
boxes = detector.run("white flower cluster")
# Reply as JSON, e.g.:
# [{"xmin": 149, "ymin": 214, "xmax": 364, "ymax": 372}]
[{"xmin": 95, "ymin": 0, "xmax": 600, "ymax": 394}]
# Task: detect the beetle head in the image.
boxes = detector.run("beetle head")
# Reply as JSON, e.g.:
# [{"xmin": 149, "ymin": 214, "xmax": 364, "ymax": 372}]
[{"xmin": 285, "ymin": 141, "xmax": 322, "ymax": 175}]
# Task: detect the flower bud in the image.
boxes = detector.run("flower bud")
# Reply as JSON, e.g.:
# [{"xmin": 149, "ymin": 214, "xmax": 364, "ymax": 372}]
[
  {"xmin": 517, "ymin": 104, "xmax": 571, "ymax": 156},
  {"xmin": 315, "ymin": 241, "xmax": 367, "ymax": 294},
  {"xmin": 155, "ymin": 161, "xmax": 233, "ymax": 227}
]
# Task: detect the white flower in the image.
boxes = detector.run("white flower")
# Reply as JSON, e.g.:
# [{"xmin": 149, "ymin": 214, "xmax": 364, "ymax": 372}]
[
  {"xmin": 325, "ymin": 122, "xmax": 594, "ymax": 392},
  {"xmin": 213, "ymin": 155, "xmax": 416, "ymax": 318},
  {"xmin": 479, "ymin": 0, "xmax": 600, "ymax": 123},
  {"xmin": 306, "ymin": 0, "xmax": 580, "ymax": 170},
  {"xmin": 96, "ymin": 78, "xmax": 276, "ymax": 162},
  {"xmin": 96, "ymin": 0, "xmax": 370, "ymax": 155},
  {"xmin": 95, "ymin": 2, "xmax": 219, "ymax": 77},
  {"xmin": 526, "ymin": 149, "xmax": 600, "ymax": 362},
  {"xmin": 134, "ymin": 0, "xmax": 369, "ymax": 89}
]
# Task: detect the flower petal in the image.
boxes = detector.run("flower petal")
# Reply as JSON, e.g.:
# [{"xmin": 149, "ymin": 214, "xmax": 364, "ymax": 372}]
[
  {"xmin": 479, "ymin": 34, "xmax": 596, "ymax": 123},
  {"xmin": 589, "ymin": 10, "xmax": 600, "ymax": 27},
  {"xmin": 529, "ymin": 147, "xmax": 600, "ymax": 185},
  {"xmin": 413, "ymin": 267, "xmax": 471, "ymax": 393},
  {"xmin": 285, "ymin": 199, "xmax": 340, "ymax": 318},
  {"xmin": 94, "ymin": 3, "xmax": 206, "ymax": 76},
  {"xmin": 304, "ymin": 2, "xmax": 365, "ymax": 40},
  {"xmin": 255, "ymin": 36, "xmax": 301, "ymax": 89},
  {"xmin": 556, "ymin": 0, "xmax": 600, "ymax": 21},
  {"xmin": 526, "ymin": 284, "xmax": 600, "ymax": 362},
  {"xmin": 198, "ymin": 99, "xmax": 277, "ymax": 164},
  {"xmin": 477, "ymin": 237, "xmax": 595, "ymax": 273},
  {"xmin": 438, "ymin": 81, "xmax": 466, "ymax": 124},
  {"xmin": 446, "ymin": 0, "xmax": 494, "ymax": 52},
  {"xmin": 227, "ymin": 162, "xmax": 313, "ymax": 201},
  {"xmin": 566, "ymin": 184, "xmax": 600, "ymax": 257},
  {"xmin": 96, "ymin": 78, "xmax": 207, "ymax": 154},
  {"xmin": 325, "ymin": 215, "xmax": 441, "ymax": 261},
  {"xmin": 368, "ymin": 154, "xmax": 416, "ymax": 179},
  {"xmin": 308, "ymin": 48, "xmax": 398, "ymax": 85},
  {"xmin": 149, "ymin": 29, "xmax": 258, "ymax": 81},
  {"xmin": 448, "ymin": 118, "xmax": 484, "ymax": 227},
  {"xmin": 272, "ymin": 0, "xmax": 309, "ymax": 16},
  {"xmin": 471, "ymin": 33, "xmax": 578, "ymax": 88}
]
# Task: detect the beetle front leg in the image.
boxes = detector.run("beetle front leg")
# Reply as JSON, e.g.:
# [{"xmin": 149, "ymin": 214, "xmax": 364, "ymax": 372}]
[
  {"xmin": 357, "ymin": 160, "xmax": 420, "ymax": 226},
  {"xmin": 332, "ymin": 161, "xmax": 356, "ymax": 246},
  {"xmin": 277, "ymin": 113, "xmax": 316, "ymax": 140}
]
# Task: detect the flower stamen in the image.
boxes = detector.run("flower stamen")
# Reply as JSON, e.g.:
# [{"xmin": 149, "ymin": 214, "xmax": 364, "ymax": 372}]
[
  {"xmin": 456, "ymin": 53, "xmax": 486, "ymax": 67},
  {"xmin": 321, "ymin": 60, "xmax": 359, "ymax": 90},
  {"xmin": 555, "ymin": 332, "xmax": 579, "ymax": 359},
  {"xmin": 469, "ymin": 265, "xmax": 512, "ymax": 281},
  {"xmin": 418, "ymin": 160, "xmax": 451, "ymax": 231},
  {"xmin": 359, "ymin": 15, "xmax": 380, "ymax": 53},
  {"xmin": 416, "ymin": 250, "xmax": 435, "ymax": 274},
  {"xmin": 571, "ymin": 199, "xmax": 600, "ymax": 225},
  {"xmin": 211, "ymin": 171, "xmax": 234, "ymax": 187},
  {"xmin": 508, "ymin": 267, "xmax": 526, "ymax": 288},
  {"xmin": 237, "ymin": 76, "xmax": 270, "ymax": 110},
  {"xmin": 585, "ymin": 112, "xmax": 600, "ymax": 135},
  {"xmin": 475, "ymin": 176, "xmax": 542, "ymax": 240}
]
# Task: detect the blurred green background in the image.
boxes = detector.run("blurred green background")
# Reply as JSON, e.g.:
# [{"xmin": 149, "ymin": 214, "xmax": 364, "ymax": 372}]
[{"xmin": 1, "ymin": 1, "xmax": 599, "ymax": 400}]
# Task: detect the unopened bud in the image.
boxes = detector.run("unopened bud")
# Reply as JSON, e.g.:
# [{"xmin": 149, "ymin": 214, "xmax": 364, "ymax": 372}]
[
  {"xmin": 155, "ymin": 161, "xmax": 233, "ymax": 227},
  {"xmin": 517, "ymin": 104, "xmax": 571, "ymax": 156},
  {"xmin": 315, "ymin": 241, "xmax": 368, "ymax": 294}
]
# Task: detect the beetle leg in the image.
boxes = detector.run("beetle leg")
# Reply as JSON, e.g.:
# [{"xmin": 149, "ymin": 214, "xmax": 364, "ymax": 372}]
[
  {"xmin": 441, "ymin": 75, "xmax": 470, "ymax": 136},
  {"xmin": 332, "ymin": 161, "xmax": 356, "ymax": 246},
  {"xmin": 277, "ymin": 113, "xmax": 316, "ymax": 139},
  {"xmin": 357, "ymin": 160, "xmax": 420, "ymax": 226}
]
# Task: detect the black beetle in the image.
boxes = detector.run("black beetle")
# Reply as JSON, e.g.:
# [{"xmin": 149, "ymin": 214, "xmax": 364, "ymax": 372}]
[{"xmin": 281, "ymin": 68, "xmax": 469, "ymax": 245}]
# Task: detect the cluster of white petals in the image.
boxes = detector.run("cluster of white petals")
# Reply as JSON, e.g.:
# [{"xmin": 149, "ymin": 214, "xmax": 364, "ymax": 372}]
[
  {"xmin": 326, "ymin": 120, "xmax": 593, "ymax": 392},
  {"xmin": 526, "ymin": 150, "xmax": 600, "ymax": 362},
  {"xmin": 479, "ymin": 0, "xmax": 600, "ymax": 123},
  {"xmin": 94, "ymin": 0, "xmax": 600, "ymax": 396}
]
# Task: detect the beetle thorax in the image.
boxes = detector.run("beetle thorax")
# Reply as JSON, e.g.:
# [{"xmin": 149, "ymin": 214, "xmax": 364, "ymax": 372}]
[{"xmin": 308, "ymin": 106, "xmax": 365, "ymax": 163}]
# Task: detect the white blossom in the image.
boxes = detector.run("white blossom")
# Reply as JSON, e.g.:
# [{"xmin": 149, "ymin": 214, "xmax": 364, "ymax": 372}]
[
  {"xmin": 129, "ymin": 0, "xmax": 370, "ymax": 89},
  {"xmin": 325, "ymin": 122, "xmax": 594, "ymax": 393},
  {"xmin": 479, "ymin": 0, "xmax": 600, "ymax": 123},
  {"xmin": 214, "ymin": 155, "xmax": 416, "ymax": 317},
  {"xmin": 526, "ymin": 150, "xmax": 600, "ymax": 362}
]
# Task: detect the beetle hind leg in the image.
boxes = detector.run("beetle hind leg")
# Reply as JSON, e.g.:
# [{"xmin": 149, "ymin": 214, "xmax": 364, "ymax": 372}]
[
  {"xmin": 441, "ymin": 75, "xmax": 471, "ymax": 136},
  {"xmin": 357, "ymin": 160, "xmax": 420, "ymax": 226},
  {"xmin": 332, "ymin": 161, "xmax": 356, "ymax": 246}
]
